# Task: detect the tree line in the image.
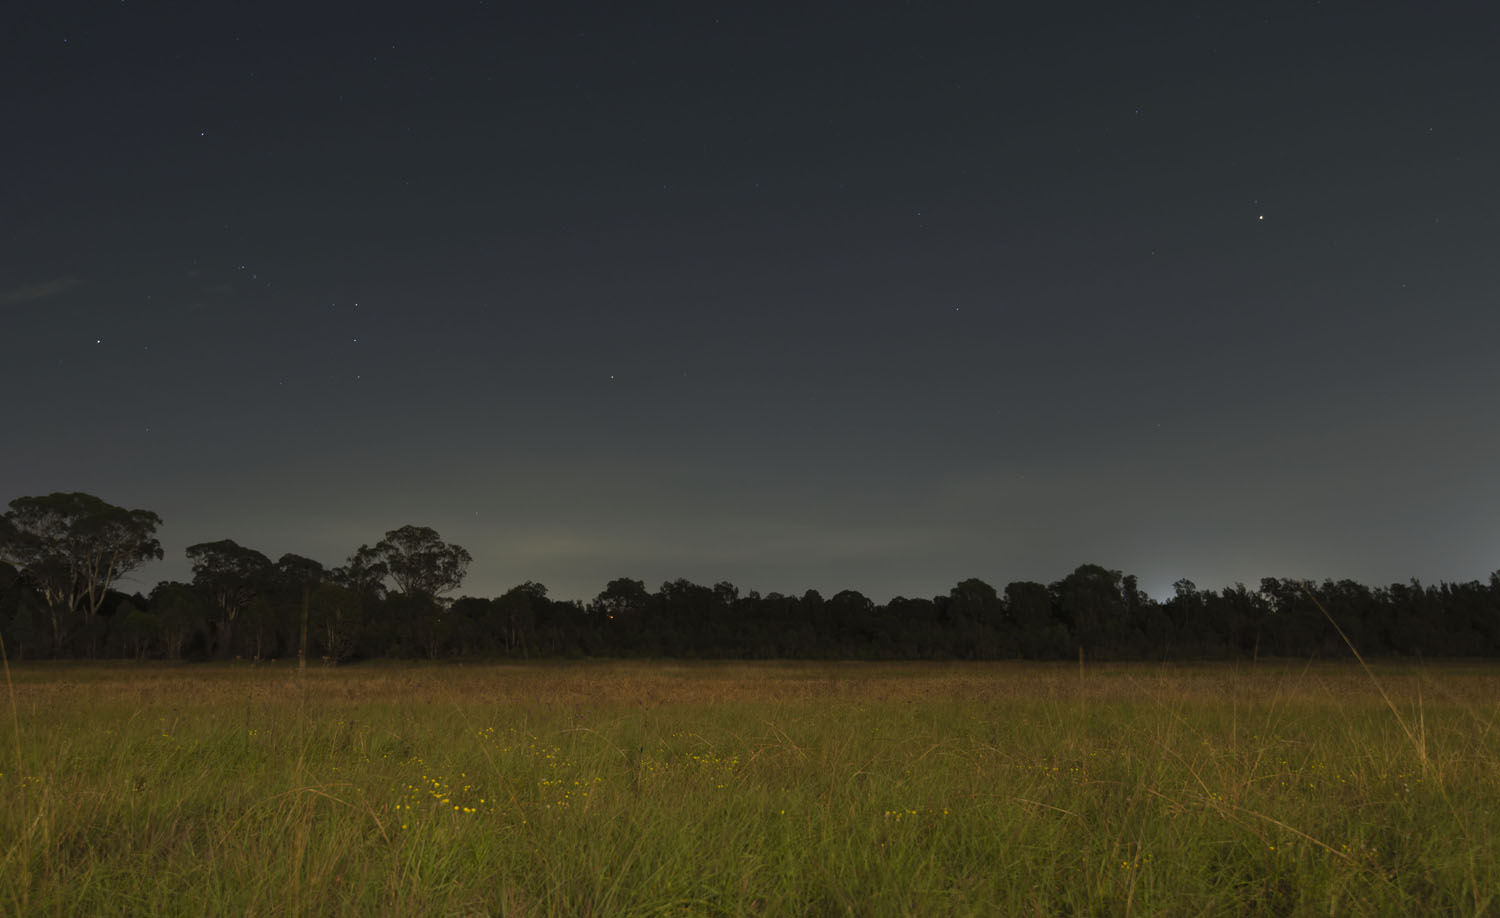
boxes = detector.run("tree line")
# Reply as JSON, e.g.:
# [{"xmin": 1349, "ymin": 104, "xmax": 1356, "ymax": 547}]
[{"xmin": 3, "ymin": 492, "xmax": 1498, "ymax": 662}]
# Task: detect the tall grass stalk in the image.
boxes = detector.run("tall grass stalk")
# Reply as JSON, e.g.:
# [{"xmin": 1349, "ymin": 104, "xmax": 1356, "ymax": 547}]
[
  {"xmin": 1303, "ymin": 586, "xmax": 1429, "ymax": 772},
  {"xmin": 1, "ymin": 634, "xmax": 20, "ymax": 779}
]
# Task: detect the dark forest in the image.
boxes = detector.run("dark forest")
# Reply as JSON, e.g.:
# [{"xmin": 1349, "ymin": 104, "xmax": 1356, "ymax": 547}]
[{"xmin": 4, "ymin": 492, "xmax": 1498, "ymax": 662}]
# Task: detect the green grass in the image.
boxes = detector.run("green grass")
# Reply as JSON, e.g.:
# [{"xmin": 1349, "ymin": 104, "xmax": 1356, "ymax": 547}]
[{"xmin": 2, "ymin": 659, "xmax": 1498, "ymax": 915}]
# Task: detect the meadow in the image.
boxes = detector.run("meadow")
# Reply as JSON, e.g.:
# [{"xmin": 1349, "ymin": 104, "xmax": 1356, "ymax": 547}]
[{"xmin": 2, "ymin": 659, "xmax": 1497, "ymax": 916}]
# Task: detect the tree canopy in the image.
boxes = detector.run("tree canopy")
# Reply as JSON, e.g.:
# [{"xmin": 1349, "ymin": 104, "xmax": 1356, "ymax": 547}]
[
  {"xmin": 372, "ymin": 525, "xmax": 471, "ymax": 598},
  {"xmin": 0, "ymin": 492, "xmax": 162, "ymax": 652}
]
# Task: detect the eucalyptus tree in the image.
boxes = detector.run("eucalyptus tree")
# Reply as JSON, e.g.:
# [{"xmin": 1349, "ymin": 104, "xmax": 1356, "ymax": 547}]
[
  {"xmin": 593, "ymin": 577, "xmax": 650, "ymax": 622},
  {"xmin": 371, "ymin": 525, "xmax": 471, "ymax": 598},
  {"xmin": 308, "ymin": 582, "xmax": 363, "ymax": 664},
  {"xmin": 331, "ymin": 544, "xmax": 388, "ymax": 601},
  {"xmin": 491, "ymin": 581, "xmax": 546, "ymax": 657},
  {"xmin": 364, "ymin": 526, "xmax": 472, "ymax": 658},
  {"xmin": 0, "ymin": 492, "xmax": 162, "ymax": 654},
  {"xmin": 185, "ymin": 539, "xmax": 273, "ymax": 657},
  {"xmin": 273, "ymin": 553, "xmax": 325, "ymax": 666},
  {"xmin": 148, "ymin": 582, "xmax": 210, "ymax": 659}
]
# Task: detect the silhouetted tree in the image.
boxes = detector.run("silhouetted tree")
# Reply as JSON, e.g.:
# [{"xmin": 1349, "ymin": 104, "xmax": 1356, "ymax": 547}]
[
  {"xmin": 185, "ymin": 539, "xmax": 273, "ymax": 657},
  {"xmin": 1005, "ymin": 581, "xmax": 1069, "ymax": 659},
  {"xmin": 490, "ymin": 581, "xmax": 544, "ymax": 657},
  {"xmin": 112, "ymin": 599, "xmax": 162, "ymax": 660},
  {"xmin": 372, "ymin": 526, "xmax": 471, "ymax": 598},
  {"xmin": 0, "ymin": 492, "xmax": 163, "ymax": 655},
  {"xmin": 947, "ymin": 578, "xmax": 1007, "ymax": 658},
  {"xmin": 1164, "ymin": 579, "xmax": 1224, "ymax": 657},
  {"xmin": 269, "ymin": 553, "xmax": 325, "ymax": 665},
  {"xmin": 149, "ymin": 582, "xmax": 210, "ymax": 659},
  {"xmin": 308, "ymin": 582, "xmax": 363, "ymax": 663},
  {"xmin": 1054, "ymin": 565, "xmax": 1130, "ymax": 658},
  {"xmin": 1258, "ymin": 578, "xmax": 1330, "ymax": 657},
  {"xmin": 883, "ymin": 595, "xmax": 943, "ymax": 657},
  {"xmin": 594, "ymin": 578, "xmax": 650, "ymax": 623},
  {"xmin": 331, "ymin": 544, "xmax": 389, "ymax": 601}
]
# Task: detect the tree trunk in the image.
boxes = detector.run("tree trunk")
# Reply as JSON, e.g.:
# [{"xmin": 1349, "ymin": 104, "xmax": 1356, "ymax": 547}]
[
  {"xmin": 214, "ymin": 620, "xmax": 233, "ymax": 659},
  {"xmin": 49, "ymin": 607, "xmax": 68, "ymax": 657},
  {"xmin": 299, "ymin": 583, "xmax": 310, "ymax": 676}
]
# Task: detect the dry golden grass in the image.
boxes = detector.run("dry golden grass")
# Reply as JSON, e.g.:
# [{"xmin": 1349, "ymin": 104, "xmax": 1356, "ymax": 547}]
[{"xmin": 3, "ymin": 659, "xmax": 1498, "ymax": 915}]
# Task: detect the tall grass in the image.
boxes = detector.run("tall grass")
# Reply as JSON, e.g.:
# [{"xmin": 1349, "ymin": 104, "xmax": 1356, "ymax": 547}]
[{"xmin": 2, "ymin": 660, "xmax": 1497, "ymax": 915}]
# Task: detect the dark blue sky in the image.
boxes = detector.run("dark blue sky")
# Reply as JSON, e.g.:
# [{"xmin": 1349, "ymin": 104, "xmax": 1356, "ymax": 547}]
[{"xmin": 5, "ymin": 2, "xmax": 1498, "ymax": 601}]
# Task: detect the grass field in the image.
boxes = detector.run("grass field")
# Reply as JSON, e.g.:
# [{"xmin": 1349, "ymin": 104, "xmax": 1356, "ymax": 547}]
[{"xmin": 2, "ymin": 659, "xmax": 1497, "ymax": 915}]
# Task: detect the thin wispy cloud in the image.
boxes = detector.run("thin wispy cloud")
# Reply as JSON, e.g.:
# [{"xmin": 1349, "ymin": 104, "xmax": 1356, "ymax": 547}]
[{"xmin": 0, "ymin": 277, "xmax": 82, "ymax": 305}]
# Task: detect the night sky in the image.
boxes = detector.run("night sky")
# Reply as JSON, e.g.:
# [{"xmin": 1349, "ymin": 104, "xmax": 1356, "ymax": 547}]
[{"xmin": 5, "ymin": 3, "xmax": 1498, "ymax": 602}]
